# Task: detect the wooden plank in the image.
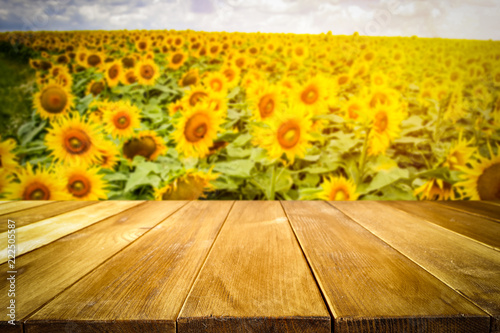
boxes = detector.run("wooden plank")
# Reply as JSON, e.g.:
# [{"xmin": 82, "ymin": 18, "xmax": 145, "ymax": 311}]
[
  {"xmin": 0, "ymin": 201, "xmax": 52, "ymax": 215},
  {"xmin": 383, "ymin": 201, "xmax": 500, "ymax": 250},
  {"xmin": 332, "ymin": 201, "xmax": 500, "ymax": 333},
  {"xmin": 26, "ymin": 201, "xmax": 233, "ymax": 333},
  {"xmin": 436, "ymin": 201, "xmax": 500, "ymax": 222},
  {"xmin": 0, "ymin": 201, "xmax": 142, "ymax": 264},
  {"xmin": 0, "ymin": 201, "xmax": 97, "ymax": 233},
  {"xmin": 0, "ymin": 201, "xmax": 187, "ymax": 332},
  {"xmin": 282, "ymin": 201, "xmax": 489, "ymax": 333},
  {"xmin": 178, "ymin": 201, "xmax": 330, "ymax": 333}
]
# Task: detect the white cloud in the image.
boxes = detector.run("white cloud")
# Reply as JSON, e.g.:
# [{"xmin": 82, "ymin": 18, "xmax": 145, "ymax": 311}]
[{"xmin": 0, "ymin": 0, "xmax": 498, "ymax": 40}]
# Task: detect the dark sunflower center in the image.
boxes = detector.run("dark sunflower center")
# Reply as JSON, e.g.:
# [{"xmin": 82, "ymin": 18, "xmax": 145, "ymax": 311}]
[
  {"xmin": 123, "ymin": 136, "xmax": 157, "ymax": 160},
  {"xmin": 87, "ymin": 54, "xmax": 101, "ymax": 67},
  {"xmin": 90, "ymin": 82, "xmax": 104, "ymax": 96},
  {"xmin": 64, "ymin": 129, "xmax": 91, "ymax": 155},
  {"xmin": 23, "ymin": 182, "xmax": 50, "ymax": 200},
  {"xmin": 189, "ymin": 91, "xmax": 208, "ymax": 106},
  {"xmin": 374, "ymin": 111, "xmax": 388, "ymax": 133},
  {"xmin": 172, "ymin": 54, "xmax": 183, "ymax": 65},
  {"xmin": 140, "ymin": 65, "xmax": 154, "ymax": 79},
  {"xmin": 108, "ymin": 65, "xmax": 119, "ymax": 79},
  {"xmin": 211, "ymin": 79, "xmax": 222, "ymax": 91},
  {"xmin": 301, "ymin": 86, "xmax": 319, "ymax": 105},
  {"xmin": 138, "ymin": 41, "xmax": 147, "ymax": 50},
  {"xmin": 277, "ymin": 121, "xmax": 300, "ymax": 149},
  {"xmin": 184, "ymin": 113, "xmax": 209, "ymax": 143},
  {"xmin": 114, "ymin": 113, "xmax": 130, "ymax": 129},
  {"xmin": 182, "ymin": 73, "xmax": 198, "ymax": 86},
  {"xmin": 259, "ymin": 94, "xmax": 275, "ymax": 118},
  {"xmin": 126, "ymin": 71, "xmax": 137, "ymax": 84},
  {"xmin": 41, "ymin": 86, "xmax": 68, "ymax": 114},
  {"xmin": 348, "ymin": 104, "xmax": 360, "ymax": 119},
  {"xmin": 295, "ymin": 47, "xmax": 304, "ymax": 56},
  {"xmin": 68, "ymin": 176, "xmax": 91, "ymax": 197},
  {"xmin": 477, "ymin": 163, "xmax": 500, "ymax": 200},
  {"xmin": 223, "ymin": 69, "xmax": 235, "ymax": 82},
  {"xmin": 338, "ymin": 76, "xmax": 349, "ymax": 85}
]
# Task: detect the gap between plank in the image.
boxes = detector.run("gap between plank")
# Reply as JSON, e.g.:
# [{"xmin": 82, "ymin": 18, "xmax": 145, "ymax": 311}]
[
  {"xmin": 176, "ymin": 200, "xmax": 236, "ymax": 333},
  {"xmin": 279, "ymin": 200, "xmax": 336, "ymax": 323},
  {"xmin": 432, "ymin": 202, "xmax": 500, "ymax": 224},
  {"xmin": 21, "ymin": 201, "xmax": 189, "ymax": 327},
  {"xmin": 325, "ymin": 201, "xmax": 494, "ymax": 320},
  {"xmin": 380, "ymin": 202, "xmax": 500, "ymax": 253}
]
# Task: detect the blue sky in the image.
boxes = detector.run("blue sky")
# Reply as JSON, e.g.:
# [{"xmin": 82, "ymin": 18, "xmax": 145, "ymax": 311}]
[{"xmin": 0, "ymin": 0, "xmax": 499, "ymax": 39}]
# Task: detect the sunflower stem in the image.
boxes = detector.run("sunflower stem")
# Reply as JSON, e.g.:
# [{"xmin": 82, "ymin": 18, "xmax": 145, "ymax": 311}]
[
  {"xmin": 358, "ymin": 127, "xmax": 371, "ymax": 181},
  {"xmin": 433, "ymin": 105, "xmax": 443, "ymax": 144},
  {"xmin": 270, "ymin": 162, "xmax": 276, "ymax": 201}
]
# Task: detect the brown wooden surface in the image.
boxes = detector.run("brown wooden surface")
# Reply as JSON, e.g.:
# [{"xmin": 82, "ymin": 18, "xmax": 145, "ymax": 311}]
[
  {"xmin": 333, "ymin": 201, "xmax": 500, "ymax": 333},
  {"xmin": 0, "ymin": 201, "xmax": 51, "ymax": 215},
  {"xmin": 384, "ymin": 201, "xmax": 500, "ymax": 250},
  {"xmin": 283, "ymin": 201, "xmax": 489, "ymax": 333},
  {"xmin": 436, "ymin": 201, "xmax": 500, "ymax": 222},
  {"xmin": 0, "ymin": 201, "xmax": 498, "ymax": 333},
  {"xmin": 0, "ymin": 201, "xmax": 141, "ymax": 263},
  {"xmin": 26, "ymin": 201, "xmax": 233, "ymax": 333},
  {"xmin": 178, "ymin": 201, "xmax": 331, "ymax": 333},
  {"xmin": 0, "ymin": 201, "xmax": 97, "ymax": 233},
  {"xmin": 0, "ymin": 201, "xmax": 186, "ymax": 332}
]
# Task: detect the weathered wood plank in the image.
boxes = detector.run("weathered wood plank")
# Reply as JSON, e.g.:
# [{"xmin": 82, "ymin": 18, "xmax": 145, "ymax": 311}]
[
  {"xmin": 436, "ymin": 201, "xmax": 500, "ymax": 222},
  {"xmin": 0, "ymin": 201, "xmax": 97, "ymax": 233},
  {"xmin": 178, "ymin": 201, "xmax": 330, "ymax": 333},
  {"xmin": 333, "ymin": 201, "xmax": 500, "ymax": 333},
  {"xmin": 0, "ymin": 201, "xmax": 51, "ymax": 215},
  {"xmin": 0, "ymin": 201, "xmax": 142, "ymax": 264},
  {"xmin": 26, "ymin": 201, "xmax": 233, "ymax": 333},
  {"xmin": 282, "ymin": 201, "xmax": 489, "ymax": 333},
  {"xmin": 0, "ymin": 201, "xmax": 187, "ymax": 332},
  {"xmin": 383, "ymin": 201, "xmax": 500, "ymax": 250}
]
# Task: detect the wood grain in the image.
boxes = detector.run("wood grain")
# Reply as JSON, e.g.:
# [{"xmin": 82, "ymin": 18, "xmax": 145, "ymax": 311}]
[
  {"xmin": 0, "ymin": 201, "xmax": 97, "ymax": 233},
  {"xmin": 282, "ymin": 201, "xmax": 489, "ymax": 333},
  {"xmin": 0, "ymin": 201, "xmax": 51, "ymax": 215},
  {"xmin": 332, "ymin": 201, "xmax": 500, "ymax": 333},
  {"xmin": 0, "ymin": 201, "xmax": 141, "ymax": 263},
  {"xmin": 26, "ymin": 201, "xmax": 233, "ymax": 333},
  {"xmin": 435, "ymin": 201, "xmax": 500, "ymax": 222},
  {"xmin": 178, "ymin": 201, "xmax": 330, "ymax": 333},
  {"xmin": 383, "ymin": 201, "xmax": 500, "ymax": 250},
  {"xmin": 0, "ymin": 201, "xmax": 186, "ymax": 331}
]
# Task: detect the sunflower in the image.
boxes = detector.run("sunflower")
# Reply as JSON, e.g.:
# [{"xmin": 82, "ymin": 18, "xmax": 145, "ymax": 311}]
[
  {"xmin": 135, "ymin": 59, "xmax": 160, "ymax": 86},
  {"xmin": 6, "ymin": 164, "xmax": 68, "ymax": 200},
  {"xmin": 184, "ymin": 85, "xmax": 210, "ymax": 107},
  {"xmin": 168, "ymin": 50, "xmax": 188, "ymax": 70},
  {"xmin": 0, "ymin": 137, "xmax": 18, "ymax": 171},
  {"xmin": 122, "ymin": 69, "xmax": 138, "ymax": 85},
  {"xmin": 168, "ymin": 99, "xmax": 185, "ymax": 116},
  {"xmin": 442, "ymin": 133, "xmax": 476, "ymax": 171},
  {"xmin": 202, "ymin": 71, "xmax": 228, "ymax": 95},
  {"xmin": 96, "ymin": 140, "xmax": 120, "ymax": 170},
  {"xmin": 103, "ymin": 100, "xmax": 141, "ymax": 139},
  {"xmin": 85, "ymin": 52, "xmax": 104, "ymax": 68},
  {"xmin": 443, "ymin": 88, "xmax": 465, "ymax": 123},
  {"xmin": 45, "ymin": 113, "xmax": 104, "ymax": 166},
  {"xmin": 33, "ymin": 82, "xmax": 74, "ymax": 119},
  {"xmin": 368, "ymin": 104, "xmax": 405, "ymax": 156},
  {"xmin": 318, "ymin": 175, "xmax": 359, "ymax": 201},
  {"xmin": 291, "ymin": 43, "xmax": 309, "ymax": 63},
  {"xmin": 456, "ymin": 148, "xmax": 500, "ymax": 200},
  {"xmin": 342, "ymin": 96, "xmax": 367, "ymax": 123},
  {"xmin": 295, "ymin": 76, "xmax": 329, "ymax": 116},
  {"xmin": 104, "ymin": 61, "xmax": 123, "ymax": 88},
  {"xmin": 414, "ymin": 178, "xmax": 456, "ymax": 200},
  {"xmin": 247, "ymin": 82, "xmax": 283, "ymax": 121},
  {"xmin": 172, "ymin": 101, "xmax": 223, "ymax": 158},
  {"xmin": 135, "ymin": 38, "xmax": 150, "ymax": 53},
  {"xmin": 178, "ymin": 68, "xmax": 200, "ymax": 87},
  {"xmin": 0, "ymin": 169, "xmax": 12, "ymax": 198},
  {"xmin": 86, "ymin": 80, "xmax": 106, "ymax": 97},
  {"xmin": 221, "ymin": 65, "xmax": 240, "ymax": 89},
  {"xmin": 253, "ymin": 105, "xmax": 313, "ymax": 164},
  {"xmin": 60, "ymin": 164, "xmax": 108, "ymax": 200},
  {"xmin": 123, "ymin": 131, "xmax": 166, "ymax": 161},
  {"xmin": 154, "ymin": 170, "xmax": 217, "ymax": 200}
]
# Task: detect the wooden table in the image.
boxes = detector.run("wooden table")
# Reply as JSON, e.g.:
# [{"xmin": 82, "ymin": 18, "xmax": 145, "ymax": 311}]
[{"xmin": 0, "ymin": 200, "xmax": 499, "ymax": 333}]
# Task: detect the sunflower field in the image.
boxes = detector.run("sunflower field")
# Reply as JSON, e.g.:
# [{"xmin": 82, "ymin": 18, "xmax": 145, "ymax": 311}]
[{"xmin": 0, "ymin": 30, "xmax": 499, "ymax": 201}]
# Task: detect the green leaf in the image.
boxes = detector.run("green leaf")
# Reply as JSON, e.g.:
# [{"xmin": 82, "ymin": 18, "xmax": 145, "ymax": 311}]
[
  {"xmin": 360, "ymin": 167, "xmax": 409, "ymax": 194},
  {"xmin": 124, "ymin": 171, "xmax": 161, "ymax": 193},
  {"xmin": 104, "ymin": 173, "xmax": 129, "ymax": 182},
  {"xmin": 214, "ymin": 159, "xmax": 255, "ymax": 178},
  {"xmin": 227, "ymin": 86, "xmax": 240, "ymax": 99},
  {"xmin": 231, "ymin": 132, "xmax": 252, "ymax": 147},
  {"xmin": 226, "ymin": 146, "xmax": 251, "ymax": 158},
  {"xmin": 21, "ymin": 120, "xmax": 46, "ymax": 146}
]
